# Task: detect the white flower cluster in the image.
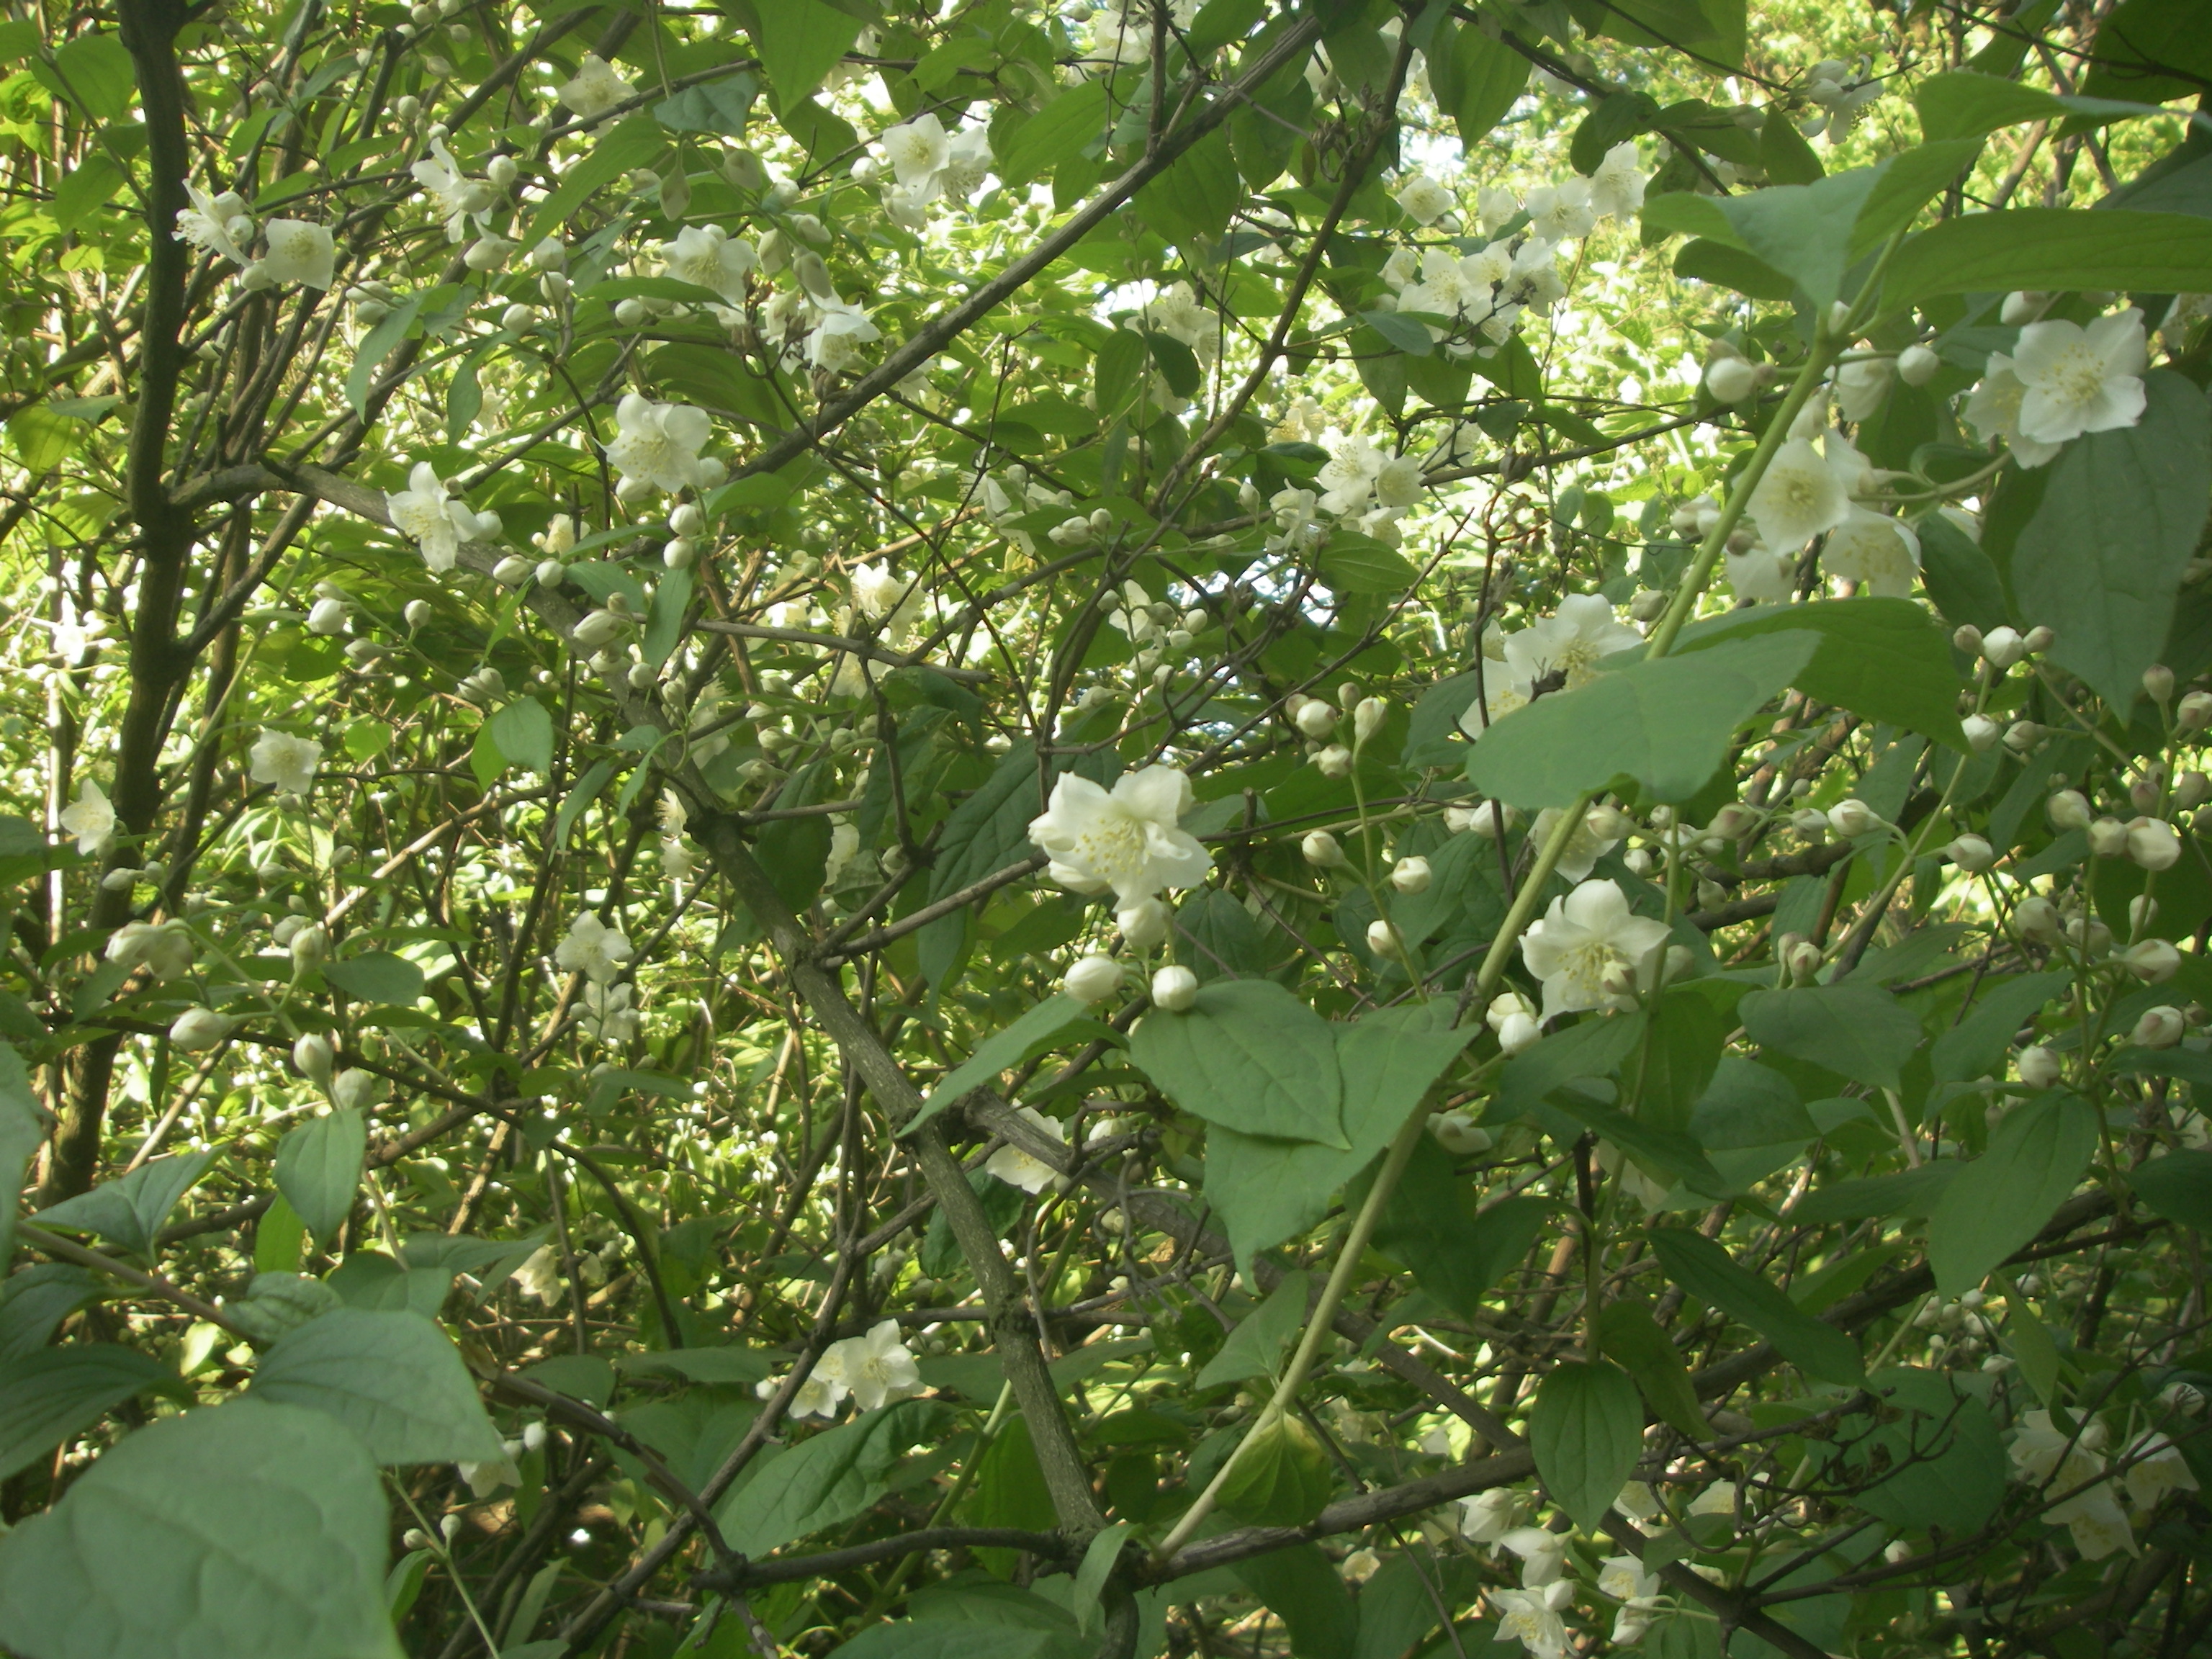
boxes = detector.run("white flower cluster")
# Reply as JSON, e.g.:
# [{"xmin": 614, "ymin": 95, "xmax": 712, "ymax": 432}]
[
  {"xmin": 1967, "ymin": 306, "xmax": 2147, "ymax": 468},
  {"xmin": 1457, "ymin": 1483, "xmax": 1671, "ymax": 1655},
  {"xmin": 875, "ymin": 112, "xmax": 993, "ymax": 229},
  {"xmin": 2009, "ymin": 1409, "xmax": 2197, "ymax": 1560},
  {"xmin": 755, "ymin": 1320, "xmax": 922, "ymax": 1421},
  {"xmin": 1457, "ymin": 594, "xmax": 1643, "ymax": 734},
  {"xmin": 174, "ymin": 184, "xmax": 334, "ymax": 289}
]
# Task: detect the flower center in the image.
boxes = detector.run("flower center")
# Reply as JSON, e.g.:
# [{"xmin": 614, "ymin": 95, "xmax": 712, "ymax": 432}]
[
  {"xmin": 2041, "ymin": 341, "xmax": 2109, "ymax": 413},
  {"xmin": 1557, "ymin": 938, "xmax": 1622, "ymax": 994},
  {"xmin": 1074, "ymin": 808, "xmax": 1150, "ymax": 886}
]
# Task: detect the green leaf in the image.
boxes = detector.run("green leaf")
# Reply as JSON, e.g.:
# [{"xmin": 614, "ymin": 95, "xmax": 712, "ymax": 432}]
[
  {"xmin": 32, "ymin": 1150, "xmax": 215, "ymax": 1259},
  {"xmin": 1913, "ymin": 70, "xmax": 2162, "ymax": 142},
  {"xmin": 345, "ymin": 292, "xmax": 423, "ymax": 418},
  {"xmin": 654, "ymin": 71, "xmax": 758, "ymax": 134},
  {"xmin": 1218, "ymin": 1414, "xmax": 1334, "ymax": 1527},
  {"xmin": 750, "ymin": 0, "xmax": 864, "ymax": 101},
  {"xmin": 0, "ymin": 1345, "xmax": 182, "ymax": 1481},
  {"xmin": 2010, "ymin": 371, "xmax": 2212, "ymax": 712},
  {"xmin": 1375, "ymin": 1146, "xmax": 1547, "ymax": 1321},
  {"xmin": 0, "ymin": 1044, "xmax": 39, "ymax": 1266},
  {"xmin": 488, "ymin": 695, "xmax": 557, "ymax": 775},
  {"xmin": 1673, "ymin": 238, "xmax": 1796, "ymax": 301},
  {"xmin": 1071, "ymin": 1521, "xmax": 1133, "ymax": 1635},
  {"xmin": 1793, "ymin": 1161, "xmax": 1960, "ymax": 1226},
  {"xmin": 1927, "ymin": 1091, "xmax": 2100, "ymax": 1297},
  {"xmin": 1596, "ymin": 1300, "xmax": 1707, "ymax": 1437},
  {"xmin": 2080, "ymin": 0, "xmax": 2212, "ymax": 107},
  {"xmin": 53, "ymin": 154, "xmax": 124, "ymax": 235},
  {"xmin": 1195, "ymin": 1270, "xmax": 1309, "ymax": 1390},
  {"xmin": 1738, "ymin": 984, "xmax": 1922, "ymax": 1087},
  {"xmin": 643, "ymin": 568, "xmax": 692, "ymax": 668},
  {"xmin": 1530, "ymin": 1360, "xmax": 1645, "ymax": 1531},
  {"xmin": 1836, "ymin": 1367, "xmax": 2006, "ymax": 1534},
  {"xmin": 274, "ymin": 1109, "xmax": 367, "ymax": 1243},
  {"xmin": 1647, "ymin": 1227, "xmax": 1865, "ymax": 1384},
  {"xmin": 254, "ymin": 1194, "xmax": 307, "ymax": 1274},
  {"xmin": 1930, "ymin": 971, "xmax": 2069, "ymax": 1082},
  {"xmin": 997, "ymin": 78, "xmax": 1110, "ymax": 188},
  {"xmin": 0, "ymin": 1399, "xmax": 402, "ymax": 1659},
  {"xmin": 1128, "ymin": 979, "xmax": 1345, "ymax": 1146},
  {"xmin": 2132, "ymin": 1149, "xmax": 2212, "ymax": 1232},
  {"xmin": 553, "ymin": 757, "xmax": 616, "ymax": 851},
  {"xmin": 1668, "ymin": 598, "xmax": 1969, "ymax": 750},
  {"xmin": 322, "ymin": 951, "xmax": 425, "ymax": 1006},
  {"xmin": 525, "ymin": 115, "xmax": 665, "ymax": 247},
  {"xmin": 1428, "ymin": 17, "xmax": 1529, "ymax": 147},
  {"xmin": 1714, "ymin": 168, "xmax": 1881, "ymax": 307},
  {"xmin": 1689, "ymin": 1057, "xmax": 1817, "ymax": 1149},
  {"xmin": 8, "ymin": 405, "xmax": 80, "ymax": 472},
  {"xmin": 251, "ymin": 1308, "xmax": 504, "ymax": 1466},
  {"xmin": 1335, "ymin": 1002, "xmax": 1478, "ymax": 1148},
  {"xmin": 1760, "ymin": 107, "xmax": 1824, "ymax": 184},
  {"xmin": 904, "ymin": 994, "xmax": 1088, "ymax": 1134},
  {"xmin": 1138, "ymin": 130, "xmax": 1239, "ymax": 247},
  {"xmin": 717, "ymin": 1398, "xmax": 948, "ymax": 1557},
  {"xmin": 1916, "ymin": 506, "xmax": 2011, "ymax": 633},
  {"xmin": 1851, "ymin": 138, "xmax": 1987, "ymax": 258},
  {"xmin": 41, "ymin": 32, "xmax": 134, "ymax": 121},
  {"xmin": 1203, "ymin": 1127, "xmax": 1374, "ymax": 1276},
  {"xmin": 1545, "ymin": 1093, "xmax": 1735, "ymax": 1198},
  {"xmin": 1884, "ymin": 209, "xmax": 2212, "ymax": 309},
  {"xmin": 928, "ymin": 740, "xmax": 1051, "ymax": 904},
  {"xmin": 1231, "ymin": 1542, "xmax": 1359, "ymax": 1658},
  {"xmin": 1467, "ymin": 631, "xmax": 1818, "ymax": 809},
  {"xmin": 1495, "ymin": 1013, "xmax": 1650, "ymax": 1120},
  {"xmin": 1316, "ymin": 532, "xmax": 1420, "ymax": 594}
]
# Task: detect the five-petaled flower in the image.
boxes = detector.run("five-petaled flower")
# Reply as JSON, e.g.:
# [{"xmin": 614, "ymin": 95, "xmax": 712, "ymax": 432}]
[
  {"xmin": 605, "ymin": 395, "xmax": 714, "ymax": 495},
  {"xmin": 245, "ymin": 220, "xmax": 336, "ymax": 290},
  {"xmin": 1519, "ymin": 877, "xmax": 1673, "ymax": 1020},
  {"xmin": 1028, "ymin": 765, "xmax": 1211, "ymax": 904},
  {"xmin": 555, "ymin": 912, "xmax": 633, "ymax": 984},
  {"xmin": 824, "ymin": 1320, "xmax": 922, "ymax": 1412},
  {"xmin": 387, "ymin": 462, "xmax": 482, "ymax": 572},
  {"xmin": 983, "ymin": 1106, "xmax": 1066, "ymax": 1194},
  {"xmin": 251, "ymin": 729, "xmax": 323, "ymax": 796},
  {"xmin": 59, "ymin": 778, "xmax": 114, "ymax": 855},
  {"xmin": 556, "ymin": 53, "xmax": 635, "ymax": 122}
]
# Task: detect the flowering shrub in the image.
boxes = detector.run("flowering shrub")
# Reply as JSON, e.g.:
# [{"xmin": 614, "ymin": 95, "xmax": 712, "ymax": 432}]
[{"xmin": 0, "ymin": 0, "xmax": 2208, "ymax": 1655}]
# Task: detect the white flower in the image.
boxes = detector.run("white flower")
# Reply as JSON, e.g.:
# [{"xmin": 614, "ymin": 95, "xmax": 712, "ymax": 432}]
[
  {"xmin": 1458, "ymin": 1488, "xmax": 1518, "ymax": 1543},
  {"xmin": 176, "ymin": 185, "xmax": 250, "ymax": 265},
  {"xmin": 250, "ymin": 729, "xmax": 323, "ymax": 795},
  {"xmin": 1456, "ymin": 668, "xmax": 1534, "ymax": 736},
  {"xmin": 516, "ymin": 1244, "xmax": 566, "ymax": 1306},
  {"xmin": 1533, "ymin": 804, "xmax": 1627, "ymax": 883},
  {"xmin": 60, "ymin": 779, "xmax": 114, "ymax": 855},
  {"xmin": 1492, "ymin": 1582, "xmax": 1573, "ymax": 1658},
  {"xmin": 1588, "ymin": 142, "xmax": 1645, "ymax": 218},
  {"xmin": 1477, "ymin": 184, "xmax": 1520, "ymax": 233},
  {"xmin": 1822, "ymin": 508, "xmax": 1920, "ymax": 598},
  {"xmin": 984, "ymin": 1105, "xmax": 1066, "ymax": 1193},
  {"xmin": 661, "ymin": 224, "xmax": 756, "ymax": 307},
  {"xmin": 1140, "ymin": 282, "xmax": 1222, "ymax": 364},
  {"xmin": 1316, "ymin": 433, "xmax": 1388, "ymax": 515},
  {"xmin": 2010, "ymin": 309, "xmax": 2148, "ymax": 447},
  {"xmin": 1063, "ymin": 954, "xmax": 1123, "ymax": 1004},
  {"xmin": 555, "ymin": 912, "xmax": 632, "ymax": 984},
  {"xmin": 1151, "ymin": 963, "xmax": 1199, "ymax": 1011},
  {"xmin": 1395, "ymin": 173, "xmax": 1455, "ymax": 225},
  {"xmin": 2121, "ymin": 1432, "xmax": 2198, "ymax": 1510},
  {"xmin": 387, "ymin": 461, "xmax": 480, "ymax": 572},
  {"xmin": 826, "ymin": 1319, "xmax": 922, "ymax": 1411},
  {"xmin": 805, "ymin": 297, "xmax": 881, "ymax": 373},
  {"xmin": 106, "ymin": 919, "xmax": 194, "ymax": 981},
  {"xmin": 1727, "ymin": 543, "xmax": 1797, "ymax": 602},
  {"xmin": 1965, "ymin": 354, "xmax": 2063, "ymax": 467},
  {"xmin": 1501, "ymin": 1526, "xmax": 1571, "ymax": 1586},
  {"xmin": 1028, "ymin": 766, "xmax": 1211, "ymax": 903},
  {"xmin": 557, "ymin": 53, "xmax": 635, "ymax": 121},
  {"xmin": 1503, "ymin": 594, "xmax": 1642, "ymax": 691},
  {"xmin": 883, "ymin": 113, "xmax": 952, "ymax": 189},
  {"xmin": 605, "ymin": 394, "xmax": 714, "ymax": 495},
  {"xmin": 758, "ymin": 1364, "xmax": 847, "ymax": 1421},
  {"xmin": 1612, "ymin": 1596, "xmax": 1667, "ymax": 1645},
  {"xmin": 248, "ymin": 220, "xmax": 335, "ymax": 289},
  {"xmin": 410, "ymin": 136, "xmax": 497, "ymax": 240},
  {"xmin": 1373, "ymin": 454, "xmax": 1426, "ymax": 511},
  {"xmin": 1519, "ymin": 878, "xmax": 1673, "ymax": 1020},
  {"xmin": 1746, "ymin": 436, "xmax": 1855, "ymax": 549},
  {"xmin": 1834, "ymin": 355, "xmax": 1893, "ymax": 421},
  {"xmin": 1524, "ymin": 177, "xmax": 1595, "ymax": 241},
  {"xmin": 1599, "ymin": 1555, "xmax": 1660, "ymax": 1601}
]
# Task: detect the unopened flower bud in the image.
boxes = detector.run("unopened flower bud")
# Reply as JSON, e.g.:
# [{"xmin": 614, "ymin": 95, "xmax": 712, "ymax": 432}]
[
  {"xmin": 404, "ymin": 599, "xmax": 433, "ymax": 628},
  {"xmin": 1790, "ymin": 808, "xmax": 1827, "ymax": 840},
  {"xmin": 2128, "ymin": 817, "xmax": 2182, "ymax": 870},
  {"xmin": 1117, "ymin": 897, "xmax": 1171, "ymax": 953},
  {"xmin": 2015, "ymin": 896, "xmax": 2062, "ymax": 944},
  {"xmin": 331, "ymin": 1068, "xmax": 378, "ymax": 1111},
  {"xmin": 2121, "ymin": 938, "xmax": 2182, "ymax": 982},
  {"xmin": 2005, "ymin": 721, "xmax": 2042, "ymax": 754},
  {"xmin": 2016, "ymin": 1045, "xmax": 2062, "ymax": 1089},
  {"xmin": 2133, "ymin": 1004, "xmax": 2186, "ymax": 1049},
  {"xmin": 307, "ymin": 597, "xmax": 348, "ymax": 636},
  {"xmin": 1366, "ymin": 918, "xmax": 1404, "ymax": 959},
  {"xmin": 289, "ymin": 922, "xmax": 328, "ymax": 971},
  {"xmin": 2089, "ymin": 817, "xmax": 2131, "ymax": 858},
  {"xmin": 1496, "ymin": 1010, "xmax": 1540, "ymax": 1053},
  {"xmin": 2177, "ymin": 770, "xmax": 2211, "ymax": 810},
  {"xmin": 1705, "ymin": 355, "xmax": 1756, "ymax": 403},
  {"xmin": 1151, "ymin": 964, "xmax": 1198, "ymax": 1012},
  {"xmin": 1961, "ymin": 714, "xmax": 2000, "ymax": 752},
  {"xmin": 2176, "ymin": 689, "xmax": 2212, "ymax": 732},
  {"xmin": 1952, "ymin": 624, "xmax": 1984, "ymax": 657},
  {"xmin": 2131, "ymin": 894, "xmax": 2160, "ymax": 935},
  {"xmin": 169, "ymin": 1006, "xmax": 234, "ymax": 1051},
  {"xmin": 2048, "ymin": 790, "xmax": 2092, "ymax": 831},
  {"xmin": 1827, "ymin": 799, "xmax": 1881, "ymax": 837},
  {"xmin": 1947, "ymin": 834, "xmax": 1995, "ymax": 871},
  {"xmin": 292, "ymin": 1031, "xmax": 336, "ymax": 1085},
  {"xmin": 2144, "ymin": 664, "xmax": 2176, "ymax": 703},
  {"xmin": 2022, "ymin": 626, "xmax": 2054, "ymax": 654},
  {"xmin": 1353, "ymin": 697, "xmax": 1387, "ymax": 745},
  {"xmin": 1062, "ymin": 954, "xmax": 1123, "ymax": 1004},
  {"xmin": 1629, "ymin": 588, "xmax": 1668, "ymax": 623},
  {"xmin": 1599, "ymin": 960, "xmax": 1639, "ymax": 1000},
  {"xmin": 536, "ymin": 559, "xmax": 567, "ymax": 587},
  {"xmin": 1391, "ymin": 855, "xmax": 1432, "ymax": 894},
  {"xmin": 2001, "ymin": 290, "xmax": 2048, "ymax": 325},
  {"xmin": 2132, "ymin": 773, "xmax": 2164, "ymax": 814},
  {"xmin": 1429, "ymin": 1110, "xmax": 1493, "ymax": 1156},
  {"xmin": 1896, "ymin": 343, "xmax": 1941, "ymax": 385},
  {"xmin": 1313, "ymin": 744, "xmax": 1352, "ymax": 778},
  {"xmin": 1302, "ymin": 830, "xmax": 1346, "ymax": 868},
  {"xmin": 1295, "ymin": 699, "xmax": 1337, "ymax": 739},
  {"xmin": 1786, "ymin": 940, "xmax": 1823, "ymax": 984},
  {"xmin": 1980, "ymin": 626, "xmax": 2026, "ymax": 668}
]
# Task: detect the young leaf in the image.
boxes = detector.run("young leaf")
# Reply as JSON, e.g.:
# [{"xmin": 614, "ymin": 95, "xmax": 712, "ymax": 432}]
[
  {"xmin": 1530, "ymin": 1360, "xmax": 1645, "ymax": 1531},
  {"xmin": 1217, "ymin": 1414, "xmax": 1334, "ymax": 1527},
  {"xmin": 1926, "ymin": 1092, "xmax": 2100, "ymax": 1296}
]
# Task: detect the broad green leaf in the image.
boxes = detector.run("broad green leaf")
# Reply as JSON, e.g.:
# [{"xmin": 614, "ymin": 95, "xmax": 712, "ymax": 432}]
[
  {"xmin": 1851, "ymin": 138, "xmax": 1987, "ymax": 258},
  {"xmin": 2133, "ymin": 1150, "xmax": 2212, "ymax": 1232},
  {"xmin": 1916, "ymin": 505, "xmax": 2011, "ymax": 633},
  {"xmin": 0, "ymin": 1399, "xmax": 401, "ymax": 1659},
  {"xmin": 1316, "ymin": 532, "xmax": 1420, "ymax": 594},
  {"xmin": 904, "ymin": 994, "xmax": 1087, "ymax": 1134},
  {"xmin": 1668, "ymin": 598, "xmax": 1969, "ymax": 750},
  {"xmin": 1930, "ymin": 971, "xmax": 2069, "ymax": 1082},
  {"xmin": 1834, "ymin": 1368, "xmax": 2005, "ymax": 1534},
  {"xmin": 1071, "ymin": 1520, "xmax": 1132, "ymax": 1635},
  {"xmin": 1203, "ymin": 1127, "xmax": 1374, "ymax": 1275},
  {"xmin": 1689, "ymin": 1057, "xmax": 1817, "ymax": 1149},
  {"xmin": 1545, "ymin": 1093, "xmax": 1735, "ymax": 1199},
  {"xmin": 997, "ymin": 78, "xmax": 1110, "ymax": 188},
  {"xmin": 1128, "ymin": 978, "xmax": 1345, "ymax": 1146},
  {"xmin": 1596, "ymin": 1300, "xmax": 1707, "ymax": 1437},
  {"xmin": 41, "ymin": 32, "xmax": 134, "ymax": 121},
  {"xmin": 749, "ymin": 0, "xmax": 863, "ymax": 101},
  {"xmin": 653, "ymin": 71, "xmax": 757, "ymax": 134},
  {"xmin": 251, "ymin": 1308, "xmax": 504, "ymax": 1466},
  {"xmin": 1913, "ymin": 70, "xmax": 2161, "ymax": 141},
  {"xmin": 1761, "ymin": 107, "xmax": 1824, "ymax": 184},
  {"xmin": 1674, "ymin": 236, "xmax": 1796, "ymax": 300},
  {"xmin": 253, "ymin": 1195, "xmax": 307, "ymax": 1274},
  {"xmin": 274, "ymin": 1108, "xmax": 367, "ymax": 1243},
  {"xmin": 1334, "ymin": 1002, "xmax": 1478, "ymax": 1148},
  {"xmin": 1738, "ymin": 984, "xmax": 1922, "ymax": 1088},
  {"xmin": 1196, "ymin": 1271, "xmax": 1308, "ymax": 1390},
  {"xmin": 2010, "ymin": 371, "xmax": 2212, "ymax": 711},
  {"xmin": 1647, "ymin": 1227, "xmax": 1864, "ymax": 1385},
  {"xmin": 1230, "ymin": 1542, "xmax": 1359, "ymax": 1658},
  {"xmin": 1375, "ymin": 1146, "xmax": 1546, "ymax": 1321},
  {"xmin": 1793, "ymin": 1161, "xmax": 1959, "ymax": 1226},
  {"xmin": 927, "ymin": 739, "xmax": 1052, "ymax": 903},
  {"xmin": 1927, "ymin": 1092, "xmax": 2100, "ymax": 1297},
  {"xmin": 1714, "ymin": 168, "xmax": 1881, "ymax": 307},
  {"xmin": 1530, "ymin": 1360, "xmax": 1644, "ymax": 1531},
  {"xmin": 0, "ymin": 1345, "xmax": 182, "ymax": 1481},
  {"xmin": 53, "ymin": 155, "xmax": 124, "ymax": 235},
  {"xmin": 1428, "ymin": 17, "xmax": 1529, "ymax": 147},
  {"xmin": 1218, "ymin": 1414, "xmax": 1334, "ymax": 1527},
  {"xmin": 1494, "ymin": 1012, "xmax": 1650, "ymax": 1120},
  {"xmin": 717, "ymin": 1398, "xmax": 948, "ymax": 1557},
  {"xmin": 1884, "ymin": 209, "xmax": 2212, "ymax": 309},
  {"xmin": 2079, "ymin": 0, "xmax": 2212, "ymax": 107},
  {"xmin": 321, "ymin": 951, "xmax": 425, "ymax": 1006},
  {"xmin": 0, "ymin": 1043, "xmax": 37, "ymax": 1265},
  {"xmin": 524, "ymin": 115, "xmax": 665, "ymax": 246},
  {"xmin": 1138, "ymin": 130, "xmax": 1238, "ymax": 246},
  {"xmin": 32, "ymin": 1150, "xmax": 216, "ymax": 1259},
  {"xmin": 487, "ymin": 695, "xmax": 557, "ymax": 775},
  {"xmin": 1467, "ymin": 631, "xmax": 1818, "ymax": 808}
]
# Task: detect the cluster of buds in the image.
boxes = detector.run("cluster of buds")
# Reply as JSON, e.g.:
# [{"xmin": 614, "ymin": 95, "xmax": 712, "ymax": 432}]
[{"xmin": 1284, "ymin": 685, "xmax": 1387, "ymax": 778}]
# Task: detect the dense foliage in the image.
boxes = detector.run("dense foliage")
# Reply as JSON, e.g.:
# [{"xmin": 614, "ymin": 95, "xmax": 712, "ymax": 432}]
[{"xmin": 0, "ymin": 0, "xmax": 2210, "ymax": 1653}]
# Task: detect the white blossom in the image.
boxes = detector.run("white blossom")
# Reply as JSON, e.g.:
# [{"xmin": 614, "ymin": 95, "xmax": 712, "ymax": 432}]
[
  {"xmin": 175, "ymin": 185, "xmax": 251, "ymax": 266},
  {"xmin": 250, "ymin": 729, "xmax": 323, "ymax": 795},
  {"xmin": 1501, "ymin": 1526, "xmax": 1571, "ymax": 1586},
  {"xmin": 555, "ymin": 911, "xmax": 633, "ymax": 984},
  {"xmin": 557, "ymin": 53, "xmax": 635, "ymax": 121},
  {"xmin": 805, "ymin": 296, "xmax": 882, "ymax": 373},
  {"xmin": 387, "ymin": 461, "xmax": 482, "ymax": 572},
  {"xmin": 1457, "ymin": 1488, "xmax": 1518, "ymax": 1543},
  {"xmin": 661, "ymin": 224, "xmax": 756, "ymax": 307},
  {"xmin": 883, "ymin": 113, "xmax": 953, "ymax": 188},
  {"xmin": 1140, "ymin": 282, "xmax": 1222, "ymax": 365},
  {"xmin": 2009, "ymin": 308, "xmax": 2148, "ymax": 448},
  {"xmin": 1524, "ymin": 177, "xmax": 1595, "ymax": 242},
  {"xmin": 1395, "ymin": 173, "xmax": 1455, "ymax": 225},
  {"xmin": 1491, "ymin": 1582, "xmax": 1573, "ymax": 1659},
  {"xmin": 1822, "ymin": 508, "xmax": 1920, "ymax": 598},
  {"xmin": 246, "ymin": 220, "xmax": 335, "ymax": 289},
  {"xmin": 824, "ymin": 1319, "xmax": 922, "ymax": 1411},
  {"xmin": 984, "ymin": 1105, "xmax": 1066, "ymax": 1193},
  {"xmin": 1588, "ymin": 141, "xmax": 1646, "ymax": 218},
  {"xmin": 1519, "ymin": 877, "xmax": 1673, "ymax": 1020},
  {"xmin": 758, "ymin": 1364, "xmax": 847, "ymax": 1421},
  {"xmin": 515, "ymin": 1244, "xmax": 566, "ymax": 1306},
  {"xmin": 1746, "ymin": 435, "xmax": 1857, "ymax": 549},
  {"xmin": 1028, "ymin": 766, "xmax": 1211, "ymax": 903},
  {"xmin": 106, "ymin": 919, "xmax": 194, "ymax": 981},
  {"xmin": 1964, "ymin": 353, "xmax": 2061, "ymax": 467},
  {"xmin": 605, "ymin": 395, "xmax": 714, "ymax": 495},
  {"xmin": 60, "ymin": 779, "xmax": 114, "ymax": 855},
  {"xmin": 1503, "ymin": 594, "xmax": 1642, "ymax": 691},
  {"xmin": 2122, "ymin": 1432, "xmax": 2198, "ymax": 1511},
  {"xmin": 410, "ymin": 135, "xmax": 498, "ymax": 240}
]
